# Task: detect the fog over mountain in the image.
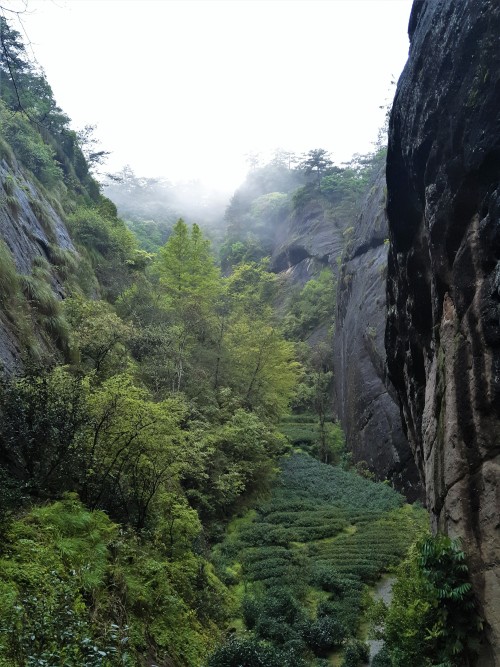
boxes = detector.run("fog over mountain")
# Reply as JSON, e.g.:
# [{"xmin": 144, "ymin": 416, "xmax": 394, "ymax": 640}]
[{"xmin": 23, "ymin": 0, "xmax": 412, "ymax": 193}]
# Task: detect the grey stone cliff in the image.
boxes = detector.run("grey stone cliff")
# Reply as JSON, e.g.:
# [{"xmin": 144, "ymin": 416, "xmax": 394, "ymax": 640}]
[
  {"xmin": 386, "ymin": 0, "xmax": 500, "ymax": 662},
  {"xmin": 335, "ymin": 170, "xmax": 422, "ymax": 499},
  {"xmin": 0, "ymin": 157, "xmax": 75, "ymax": 372}
]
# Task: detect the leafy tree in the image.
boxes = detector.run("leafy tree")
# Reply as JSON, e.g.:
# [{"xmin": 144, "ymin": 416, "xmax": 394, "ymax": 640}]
[
  {"xmin": 302, "ymin": 616, "xmax": 347, "ymax": 655},
  {"xmin": 380, "ymin": 536, "xmax": 482, "ymax": 666},
  {"xmin": 225, "ymin": 261, "xmax": 278, "ymax": 316},
  {"xmin": 157, "ymin": 218, "xmax": 220, "ymax": 321},
  {"xmin": 298, "ymin": 149, "xmax": 334, "ymax": 188},
  {"xmin": 191, "ymin": 409, "xmax": 287, "ymax": 516},
  {"xmin": 65, "ymin": 297, "xmax": 134, "ymax": 377},
  {"xmin": 249, "ymin": 192, "xmax": 289, "ymax": 226},
  {"xmin": 270, "ymin": 148, "xmax": 298, "ymax": 170},
  {"xmin": 284, "ymin": 268, "xmax": 336, "ymax": 339},
  {"xmin": 76, "ymin": 124, "xmax": 110, "ymax": 171},
  {"xmin": 67, "ymin": 205, "xmax": 141, "ymax": 299},
  {"xmin": 83, "ymin": 374, "xmax": 187, "ymax": 528},
  {"xmin": 0, "ymin": 366, "xmax": 90, "ymax": 497},
  {"xmin": 340, "ymin": 638, "xmax": 370, "ymax": 666},
  {"xmin": 226, "ymin": 317, "xmax": 299, "ymax": 419}
]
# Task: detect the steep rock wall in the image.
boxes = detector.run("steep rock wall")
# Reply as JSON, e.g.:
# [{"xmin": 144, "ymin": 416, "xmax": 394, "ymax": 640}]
[
  {"xmin": 335, "ymin": 170, "xmax": 421, "ymax": 499},
  {"xmin": 271, "ymin": 198, "xmax": 345, "ymax": 283},
  {"xmin": 269, "ymin": 181, "xmax": 421, "ymax": 499},
  {"xmin": 386, "ymin": 0, "xmax": 500, "ymax": 662},
  {"xmin": 0, "ymin": 158, "xmax": 75, "ymax": 372}
]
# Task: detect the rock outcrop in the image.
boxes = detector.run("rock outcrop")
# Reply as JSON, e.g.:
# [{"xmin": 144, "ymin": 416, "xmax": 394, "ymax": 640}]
[
  {"xmin": 0, "ymin": 158, "xmax": 75, "ymax": 372},
  {"xmin": 271, "ymin": 198, "xmax": 345, "ymax": 284},
  {"xmin": 335, "ymin": 170, "xmax": 421, "ymax": 499},
  {"xmin": 386, "ymin": 0, "xmax": 500, "ymax": 662}
]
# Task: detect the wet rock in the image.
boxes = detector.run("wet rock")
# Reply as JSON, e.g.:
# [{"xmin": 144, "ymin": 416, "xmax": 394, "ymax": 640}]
[{"xmin": 386, "ymin": 0, "xmax": 500, "ymax": 662}]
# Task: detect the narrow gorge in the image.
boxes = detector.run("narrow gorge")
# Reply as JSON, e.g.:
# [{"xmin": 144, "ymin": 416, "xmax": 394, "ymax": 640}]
[{"xmin": 0, "ymin": 1, "xmax": 498, "ymax": 666}]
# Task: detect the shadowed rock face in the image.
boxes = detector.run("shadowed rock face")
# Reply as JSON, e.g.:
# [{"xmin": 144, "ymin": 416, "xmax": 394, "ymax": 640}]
[
  {"xmin": 335, "ymin": 170, "xmax": 422, "ymax": 500},
  {"xmin": 386, "ymin": 1, "xmax": 500, "ymax": 662}
]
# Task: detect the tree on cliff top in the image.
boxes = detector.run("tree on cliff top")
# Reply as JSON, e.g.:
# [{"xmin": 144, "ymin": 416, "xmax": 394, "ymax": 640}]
[{"xmin": 298, "ymin": 148, "xmax": 334, "ymax": 189}]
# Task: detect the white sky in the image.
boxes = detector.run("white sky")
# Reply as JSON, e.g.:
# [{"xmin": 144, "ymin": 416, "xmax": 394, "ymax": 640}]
[{"xmin": 18, "ymin": 0, "xmax": 412, "ymax": 191}]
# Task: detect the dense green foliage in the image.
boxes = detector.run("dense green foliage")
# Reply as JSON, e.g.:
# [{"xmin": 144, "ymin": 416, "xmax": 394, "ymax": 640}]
[
  {"xmin": 373, "ymin": 536, "xmax": 482, "ymax": 666},
  {"xmin": 0, "ymin": 495, "xmax": 229, "ymax": 667},
  {"xmin": 211, "ymin": 454, "xmax": 427, "ymax": 665},
  {"xmin": 284, "ymin": 269, "xmax": 336, "ymax": 340}
]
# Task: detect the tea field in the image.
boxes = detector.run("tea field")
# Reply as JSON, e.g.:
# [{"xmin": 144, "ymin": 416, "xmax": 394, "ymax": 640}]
[{"xmin": 210, "ymin": 453, "xmax": 427, "ymax": 666}]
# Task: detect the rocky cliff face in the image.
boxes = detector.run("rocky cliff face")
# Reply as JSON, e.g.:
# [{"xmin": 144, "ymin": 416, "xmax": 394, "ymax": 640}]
[
  {"xmin": 270, "ymin": 175, "xmax": 422, "ymax": 500},
  {"xmin": 386, "ymin": 0, "xmax": 500, "ymax": 662},
  {"xmin": 271, "ymin": 197, "xmax": 345, "ymax": 285},
  {"xmin": 0, "ymin": 157, "xmax": 75, "ymax": 372},
  {"xmin": 334, "ymin": 170, "xmax": 422, "ymax": 499}
]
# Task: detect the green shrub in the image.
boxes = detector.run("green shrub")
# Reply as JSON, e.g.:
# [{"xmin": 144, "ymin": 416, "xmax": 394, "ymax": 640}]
[
  {"xmin": 382, "ymin": 536, "xmax": 482, "ymax": 666},
  {"xmin": 0, "ymin": 495, "xmax": 229, "ymax": 667},
  {"xmin": 2, "ymin": 110, "xmax": 63, "ymax": 187},
  {"xmin": 341, "ymin": 638, "xmax": 370, "ymax": 666},
  {"xmin": 207, "ymin": 636, "xmax": 305, "ymax": 667},
  {"xmin": 302, "ymin": 616, "xmax": 348, "ymax": 655},
  {"xmin": 0, "ymin": 496, "xmax": 122, "ymax": 666},
  {"xmin": 292, "ymin": 184, "xmax": 315, "ymax": 212},
  {"xmin": 371, "ymin": 646, "xmax": 392, "ymax": 666}
]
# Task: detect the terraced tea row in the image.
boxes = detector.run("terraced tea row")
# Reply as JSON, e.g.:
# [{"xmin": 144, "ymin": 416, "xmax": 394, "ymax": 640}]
[{"xmin": 211, "ymin": 453, "xmax": 427, "ymax": 666}]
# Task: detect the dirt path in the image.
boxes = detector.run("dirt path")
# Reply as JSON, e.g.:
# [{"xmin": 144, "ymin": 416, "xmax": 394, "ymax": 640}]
[{"xmin": 367, "ymin": 575, "xmax": 395, "ymax": 664}]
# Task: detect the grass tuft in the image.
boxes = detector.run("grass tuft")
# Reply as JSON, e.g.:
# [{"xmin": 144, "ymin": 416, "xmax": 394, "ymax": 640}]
[
  {"xmin": 0, "ymin": 240, "xmax": 20, "ymax": 306},
  {"xmin": 29, "ymin": 197, "xmax": 57, "ymax": 240}
]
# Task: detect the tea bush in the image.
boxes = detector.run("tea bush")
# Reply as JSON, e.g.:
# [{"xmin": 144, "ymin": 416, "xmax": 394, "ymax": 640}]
[{"xmin": 211, "ymin": 453, "xmax": 427, "ymax": 665}]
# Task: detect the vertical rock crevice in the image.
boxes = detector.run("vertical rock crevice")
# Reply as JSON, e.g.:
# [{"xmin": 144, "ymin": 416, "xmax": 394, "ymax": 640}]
[{"xmin": 334, "ymin": 169, "xmax": 422, "ymax": 499}]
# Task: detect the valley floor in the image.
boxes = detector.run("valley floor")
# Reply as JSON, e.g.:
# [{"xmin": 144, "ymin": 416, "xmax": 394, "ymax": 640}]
[{"xmin": 209, "ymin": 452, "xmax": 427, "ymax": 667}]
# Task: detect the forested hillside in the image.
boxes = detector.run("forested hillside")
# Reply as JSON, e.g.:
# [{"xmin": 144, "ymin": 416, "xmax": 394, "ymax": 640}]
[
  {"xmin": 103, "ymin": 168, "xmax": 228, "ymax": 252},
  {"xmin": 0, "ymin": 10, "xmax": 487, "ymax": 667}
]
